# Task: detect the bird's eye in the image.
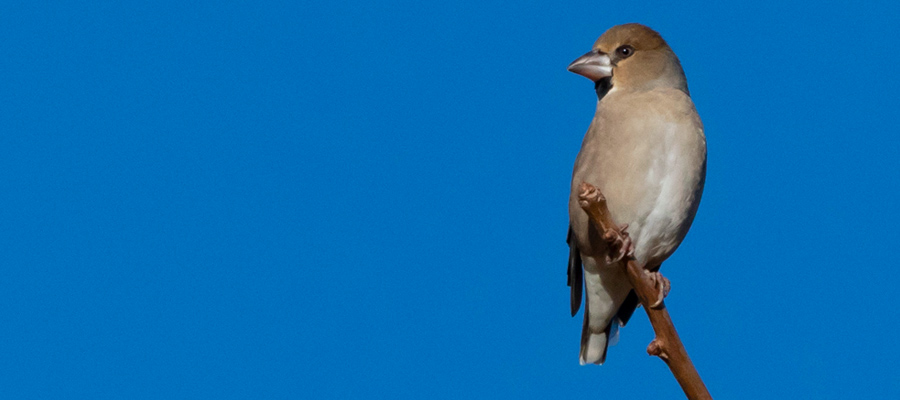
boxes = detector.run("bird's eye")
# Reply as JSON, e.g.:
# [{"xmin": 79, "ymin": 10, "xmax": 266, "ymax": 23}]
[{"xmin": 616, "ymin": 45, "xmax": 634, "ymax": 58}]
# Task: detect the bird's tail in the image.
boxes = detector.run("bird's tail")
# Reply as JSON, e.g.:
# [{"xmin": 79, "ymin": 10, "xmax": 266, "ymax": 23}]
[
  {"xmin": 578, "ymin": 267, "xmax": 628, "ymax": 365},
  {"xmin": 579, "ymin": 310, "xmax": 610, "ymax": 365}
]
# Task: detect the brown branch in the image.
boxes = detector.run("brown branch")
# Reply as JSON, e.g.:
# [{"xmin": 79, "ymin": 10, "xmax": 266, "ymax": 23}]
[{"xmin": 578, "ymin": 182, "xmax": 712, "ymax": 400}]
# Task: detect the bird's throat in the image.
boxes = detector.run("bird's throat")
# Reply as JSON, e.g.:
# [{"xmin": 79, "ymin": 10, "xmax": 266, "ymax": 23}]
[{"xmin": 595, "ymin": 77, "xmax": 612, "ymax": 101}]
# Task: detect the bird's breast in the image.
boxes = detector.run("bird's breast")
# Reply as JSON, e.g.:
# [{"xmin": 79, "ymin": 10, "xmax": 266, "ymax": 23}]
[{"xmin": 570, "ymin": 89, "xmax": 706, "ymax": 266}]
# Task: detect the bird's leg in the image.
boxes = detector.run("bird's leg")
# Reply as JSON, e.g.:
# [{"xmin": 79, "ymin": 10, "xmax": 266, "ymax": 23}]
[
  {"xmin": 643, "ymin": 270, "xmax": 670, "ymax": 309},
  {"xmin": 602, "ymin": 224, "xmax": 634, "ymax": 264}
]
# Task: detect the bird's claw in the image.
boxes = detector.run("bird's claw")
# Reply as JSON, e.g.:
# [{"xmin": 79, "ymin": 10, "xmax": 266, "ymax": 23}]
[
  {"xmin": 644, "ymin": 270, "xmax": 670, "ymax": 309},
  {"xmin": 602, "ymin": 224, "xmax": 634, "ymax": 264}
]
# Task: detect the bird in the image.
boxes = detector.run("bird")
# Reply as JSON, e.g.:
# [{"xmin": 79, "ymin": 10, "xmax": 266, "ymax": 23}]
[{"xmin": 565, "ymin": 23, "xmax": 707, "ymax": 365}]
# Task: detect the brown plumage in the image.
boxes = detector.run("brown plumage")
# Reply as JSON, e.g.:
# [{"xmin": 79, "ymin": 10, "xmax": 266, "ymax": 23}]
[{"xmin": 566, "ymin": 23, "xmax": 706, "ymax": 365}]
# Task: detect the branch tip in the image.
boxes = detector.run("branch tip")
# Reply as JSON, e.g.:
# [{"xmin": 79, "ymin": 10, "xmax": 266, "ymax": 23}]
[{"xmin": 576, "ymin": 182, "xmax": 711, "ymax": 399}]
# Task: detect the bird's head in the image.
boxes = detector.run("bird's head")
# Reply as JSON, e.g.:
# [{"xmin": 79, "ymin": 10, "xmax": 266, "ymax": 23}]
[{"xmin": 568, "ymin": 23, "xmax": 688, "ymax": 97}]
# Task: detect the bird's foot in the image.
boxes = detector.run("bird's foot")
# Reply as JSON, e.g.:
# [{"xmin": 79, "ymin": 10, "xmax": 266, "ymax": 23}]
[
  {"xmin": 644, "ymin": 270, "xmax": 670, "ymax": 309},
  {"xmin": 602, "ymin": 224, "xmax": 634, "ymax": 264}
]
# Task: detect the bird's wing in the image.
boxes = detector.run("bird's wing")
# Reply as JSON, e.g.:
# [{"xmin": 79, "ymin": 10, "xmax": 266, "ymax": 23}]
[
  {"xmin": 567, "ymin": 226, "xmax": 583, "ymax": 316},
  {"xmin": 614, "ymin": 290, "xmax": 639, "ymax": 326}
]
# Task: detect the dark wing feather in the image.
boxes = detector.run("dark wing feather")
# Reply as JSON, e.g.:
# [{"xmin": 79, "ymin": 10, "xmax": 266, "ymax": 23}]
[
  {"xmin": 614, "ymin": 290, "xmax": 639, "ymax": 326},
  {"xmin": 614, "ymin": 262, "xmax": 662, "ymax": 326},
  {"xmin": 567, "ymin": 226, "xmax": 583, "ymax": 316}
]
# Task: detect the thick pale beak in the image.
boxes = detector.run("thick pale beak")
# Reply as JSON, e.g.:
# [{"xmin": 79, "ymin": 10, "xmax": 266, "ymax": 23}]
[{"xmin": 567, "ymin": 50, "xmax": 612, "ymax": 82}]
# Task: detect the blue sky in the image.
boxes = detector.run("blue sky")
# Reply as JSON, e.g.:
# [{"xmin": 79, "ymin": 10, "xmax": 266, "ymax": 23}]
[{"xmin": 2, "ymin": 0, "xmax": 899, "ymax": 398}]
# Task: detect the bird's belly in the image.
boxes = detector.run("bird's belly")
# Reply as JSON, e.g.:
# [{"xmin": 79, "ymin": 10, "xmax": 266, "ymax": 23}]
[
  {"xmin": 572, "ymin": 136, "xmax": 702, "ymax": 267},
  {"xmin": 608, "ymin": 149, "xmax": 701, "ymax": 266}
]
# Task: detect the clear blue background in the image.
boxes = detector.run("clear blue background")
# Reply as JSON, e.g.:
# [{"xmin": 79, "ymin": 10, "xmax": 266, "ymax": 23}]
[{"xmin": 2, "ymin": 0, "xmax": 898, "ymax": 398}]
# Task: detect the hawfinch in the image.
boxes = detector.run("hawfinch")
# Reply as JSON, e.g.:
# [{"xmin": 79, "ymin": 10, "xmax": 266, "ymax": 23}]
[{"xmin": 566, "ymin": 23, "xmax": 706, "ymax": 365}]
